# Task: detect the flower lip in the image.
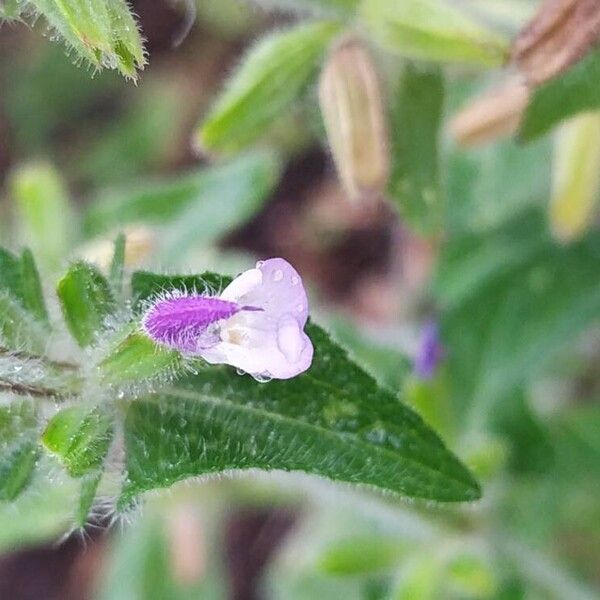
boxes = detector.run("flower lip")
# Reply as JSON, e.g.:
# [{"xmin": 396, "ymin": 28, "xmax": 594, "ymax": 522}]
[{"xmin": 141, "ymin": 258, "xmax": 314, "ymax": 380}]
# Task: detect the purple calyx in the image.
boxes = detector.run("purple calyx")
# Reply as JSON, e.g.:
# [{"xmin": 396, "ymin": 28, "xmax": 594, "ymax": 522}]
[{"xmin": 142, "ymin": 295, "xmax": 258, "ymax": 353}]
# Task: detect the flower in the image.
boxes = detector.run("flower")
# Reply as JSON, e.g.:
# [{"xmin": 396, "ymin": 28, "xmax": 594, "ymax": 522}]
[
  {"xmin": 413, "ymin": 320, "xmax": 443, "ymax": 380},
  {"xmin": 142, "ymin": 258, "xmax": 313, "ymax": 380}
]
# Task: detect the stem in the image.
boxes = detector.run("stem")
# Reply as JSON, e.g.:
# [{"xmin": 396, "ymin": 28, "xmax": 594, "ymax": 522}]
[
  {"xmin": 0, "ymin": 377, "xmax": 72, "ymax": 401},
  {"xmin": 0, "ymin": 345, "xmax": 78, "ymax": 372}
]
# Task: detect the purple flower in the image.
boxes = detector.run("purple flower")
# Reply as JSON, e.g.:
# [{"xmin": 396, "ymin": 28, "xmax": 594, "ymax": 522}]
[
  {"xmin": 142, "ymin": 258, "xmax": 313, "ymax": 380},
  {"xmin": 413, "ymin": 321, "xmax": 443, "ymax": 380}
]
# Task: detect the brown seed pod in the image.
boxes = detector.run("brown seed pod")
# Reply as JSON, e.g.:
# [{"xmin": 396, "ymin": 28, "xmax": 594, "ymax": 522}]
[{"xmin": 319, "ymin": 35, "xmax": 390, "ymax": 202}]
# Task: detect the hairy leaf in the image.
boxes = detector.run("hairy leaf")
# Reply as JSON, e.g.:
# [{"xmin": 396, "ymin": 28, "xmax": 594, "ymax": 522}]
[
  {"xmin": 196, "ymin": 22, "xmax": 341, "ymax": 154},
  {"xmin": 120, "ymin": 271, "xmax": 480, "ymax": 504},
  {"xmin": 57, "ymin": 262, "xmax": 116, "ymax": 347},
  {"xmin": 27, "ymin": 0, "xmax": 145, "ymax": 79},
  {"xmin": 0, "ymin": 401, "xmax": 39, "ymax": 501},
  {"xmin": 42, "ymin": 405, "xmax": 113, "ymax": 478}
]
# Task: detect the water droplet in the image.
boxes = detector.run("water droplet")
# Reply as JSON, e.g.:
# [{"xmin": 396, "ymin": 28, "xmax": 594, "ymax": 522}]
[
  {"xmin": 256, "ymin": 260, "xmax": 264, "ymax": 268},
  {"xmin": 272, "ymin": 269, "xmax": 284, "ymax": 282},
  {"xmin": 251, "ymin": 371, "xmax": 272, "ymax": 383},
  {"xmin": 291, "ymin": 276, "xmax": 299, "ymax": 285},
  {"xmin": 296, "ymin": 304, "xmax": 304, "ymax": 313}
]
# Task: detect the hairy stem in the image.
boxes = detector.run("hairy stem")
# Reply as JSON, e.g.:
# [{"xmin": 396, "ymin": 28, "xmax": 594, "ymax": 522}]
[
  {"xmin": 0, "ymin": 377, "xmax": 73, "ymax": 400},
  {"xmin": 0, "ymin": 345, "xmax": 79, "ymax": 372}
]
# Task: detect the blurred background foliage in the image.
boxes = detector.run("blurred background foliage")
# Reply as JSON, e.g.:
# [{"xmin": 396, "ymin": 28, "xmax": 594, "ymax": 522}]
[{"xmin": 0, "ymin": 0, "xmax": 599, "ymax": 599}]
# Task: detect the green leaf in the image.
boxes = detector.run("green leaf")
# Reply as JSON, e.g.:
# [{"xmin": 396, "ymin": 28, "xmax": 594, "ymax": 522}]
[
  {"xmin": 118, "ymin": 287, "xmax": 478, "ymax": 505},
  {"xmin": 158, "ymin": 151, "xmax": 280, "ymax": 262},
  {"xmin": 520, "ymin": 47, "xmax": 600, "ymax": 141},
  {"xmin": 84, "ymin": 152, "xmax": 280, "ymax": 237},
  {"xmin": 0, "ymin": 293, "xmax": 47, "ymax": 353},
  {"xmin": 57, "ymin": 261, "xmax": 116, "ymax": 347},
  {"xmin": 196, "ymin": 21, "xmax": 341, "ymax": 154},
  {"xmin": 76, "ymin": 471, "xmax": 103, "ymax": 527},
  {"xmin": 27, "ymin": 0, "xmax": 145, "ymax": 79},
  {"xmin": 42, "ymin": 405, "xmax": 113, "ymax": 478},
  {"xmin": 439, "ymin": 212, "xmax": 600, "ymax": 427},
  {"xmin": 9, "ymin": 162, "xmax": 73, "ymax": 272},
  {"xmin": 388, "ymin": 64, "xmax": 444, "ymax": 234},
  {"xmin": 99, "ymin": 331, "xmax": 182, "ymax": 384},
  {"xmin": 0, "ymin": 401, "xmax": 39, "ymax": 501},
  {"xmin": 445, "ymin": 134, "xmax": 551, "ymax": 236},
  {"xmin": 0, "ymin": 246, "xmax": 49, "ymax": 326},
  {"xmin": 318, "ymin": 535, "xmax": 404, "ymax": 575},
  {"xmin": 361, "ymin": 0, "xmax": 508, "ymax": 67},
  {"xmin": 0, "ymin": 459, "xmax": 79, "ymax": 551},
  {"xmin": 123, "ymin": 271, "xmax": 480, "ymax": 503},
  {"xmin": 19, "ymin": 248, "xmax": 49, "ymax": 324}
]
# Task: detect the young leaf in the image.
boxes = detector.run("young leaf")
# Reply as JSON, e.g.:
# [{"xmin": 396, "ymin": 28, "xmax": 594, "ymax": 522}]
[
  {"xmin": 520, "ymin": 47, "xmax": 600, "ymax": 141},
  {"xmin": 0, "ymin": 293, "xmax": 47, "ymax": 353},
  {"xmin": 388, "ymin": 65, "xmax": 444, "ymax": 234},
  {"xmin": 0, "ymin": 246, "xmax": 48, "ymax": 325},
  {"xmin": 42, "ymin": 405, "xmax": 113, "ymax": 478},
  {"xmin": 19, "ymin": 249, "xmax": 49, "ymax": 324},
  {"xmin": 99, "ymin": 331, "xmax": 182, "ymax": 384},
  {"xmin": 10, "ymin": 162, "xmax": 73, "ymax": 273},
  {"xmin": 27, "ymin": 0, "xmax": 145, "ymax": 79},
  {"xmin": 195, "ymin": 21, "xmax": 341, "ymax": 154},
  {"xmin": 76, "ymin": 471, "xmax": 103, "ymax": 527},
  {"xmin": 119, "ymin": 271, "xmax": 480, "ymax": 504},
  {"xmin": 0, "ymin": 401, "xmax": 39, "ymax": 501},
  {"xmin": 57, "ymin": 262, "xmax": 116, "ymax": 347},
  {"xmin": 361, "ymin": 0, "xmax": 508, "ymax": 67}
]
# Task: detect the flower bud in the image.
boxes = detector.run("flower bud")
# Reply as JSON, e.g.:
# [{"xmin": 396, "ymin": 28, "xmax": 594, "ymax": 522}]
[
  {"xmin": 550, "ymin": 111, "xmax": 600, "ymax": 242},
  {"xmin": 449, "ymin": 78, "xmax": 530, "ymax": 147},
  {"xmin": 319, "ymin": 36, "xmax": 389, "ymax": 202},
  {"xmin": 512, "ymin": 0, "xmax": 600, "ymax": 85}
]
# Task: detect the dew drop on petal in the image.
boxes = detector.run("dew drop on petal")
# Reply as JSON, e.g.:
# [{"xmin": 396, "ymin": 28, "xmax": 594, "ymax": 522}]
[
  {"xmin": 272, "ymin": 269, "xmax": 284, "ymax": 282},
  {"xmin": 291, "ymin": 275, "xmax": 299, "ymax": 286},
  {"xmin": 252, "ymin": 371, "xmax": 272, "ymax": 383}
]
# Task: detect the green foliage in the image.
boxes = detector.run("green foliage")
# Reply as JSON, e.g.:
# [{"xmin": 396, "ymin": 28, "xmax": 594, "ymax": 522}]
[
  {"xmin": 0, "ymin": 401, "xmax": 39, "ymax": 501},
  {"xmin": 84, "ymin": 151, "xmax": 280, "ymax": 238},
  {"xmin": 57, "ymin": 261, "xmax": 116, "ymax": 347},
  {"xmin": 9, "ymin": 162, "xmax": 73, "ymax": 273},
  {"xmin": 26, "ymin": 0, "xmax": 145, "ymax": 79},
  {"xmin": 42, "ymin": 405, "xmax": 113, "ymax": 477},
  {"xmin": 388, "ymin": 65, "xmax": 444, "ymax": 234},
  {"xmin": 437, "ymin": 211, "xmax": 600, "ymax": 427},
  {"xmin": 196, "ymin": 21, "xmax": 341, "ymax": 154},
  {"xmin": 521, "ymin": 48, "xmax": 600, "ymax": 141},
  {"xmin": 360, "ymin": 0, "xmax": 508, "ymax": 66}
]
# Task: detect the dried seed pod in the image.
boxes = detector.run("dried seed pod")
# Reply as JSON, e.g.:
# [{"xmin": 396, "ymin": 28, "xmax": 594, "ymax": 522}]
[
  {"xmin": 319, "ymin": 36, "xmax": 389, "ymax": 201},
  {"xmin": 550, "ymin": 111, "xmax": 600, "ymax": 242},
  {"xmin": 512, "ymin": 0, "xmax": 600, "ymax": 85},
  {"xmin": 449, "ymin": 78, "xmax": 530, "ymax": 147}
]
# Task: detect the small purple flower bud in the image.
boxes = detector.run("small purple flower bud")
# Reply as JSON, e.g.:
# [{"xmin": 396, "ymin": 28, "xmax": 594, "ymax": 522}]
[
  {"xmin": 414, "ymin": 321, "xmax": 443, "ymax": 380},
  {"xmin": 141, "ymin": 258, "xmax": 314, "ymax": 380}
]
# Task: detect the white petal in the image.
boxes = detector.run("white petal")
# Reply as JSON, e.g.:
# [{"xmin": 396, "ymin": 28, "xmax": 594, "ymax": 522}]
[{"xmin": 220, "ymin": 268, "xmax": 262, "ymax": 302}]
